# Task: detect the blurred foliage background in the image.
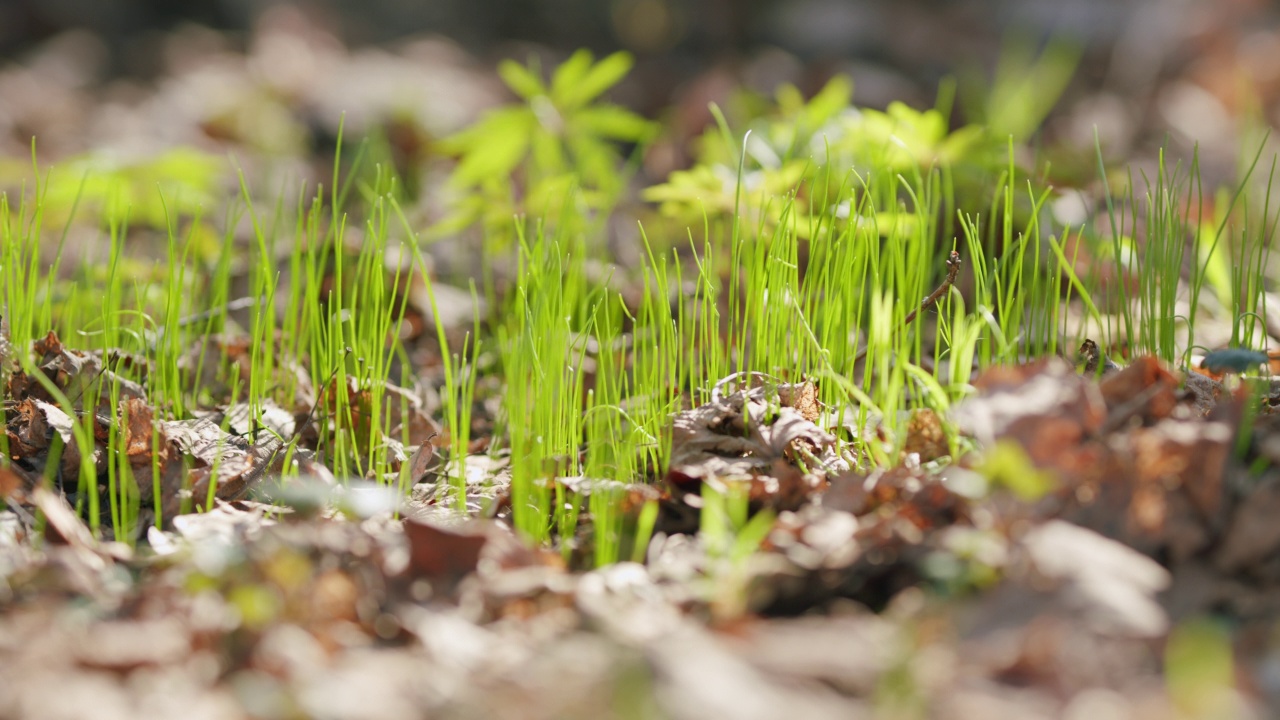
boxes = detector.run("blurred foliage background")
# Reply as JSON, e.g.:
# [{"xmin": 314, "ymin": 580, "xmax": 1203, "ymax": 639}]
[{"xmin": 1, "ymin": 0, "xmax": 1278, "ymax": 238}]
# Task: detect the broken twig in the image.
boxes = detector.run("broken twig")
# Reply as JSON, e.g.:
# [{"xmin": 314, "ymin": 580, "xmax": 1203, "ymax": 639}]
[{"xmin": 853, "ymin": 250, "xmax": 962, "ymax": 366}]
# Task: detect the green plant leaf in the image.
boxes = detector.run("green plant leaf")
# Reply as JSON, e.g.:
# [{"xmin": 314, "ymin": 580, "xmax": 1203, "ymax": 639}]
[
  {"xmin": 550, "ymin": 49, "xmax": 595, "ymax": 105},
  {"xmin": 979, "ymin": 440, "xmax": 1056, "ymax": 500},
  {"xmin": 775, "ymin": 83, "xmax": 805, "ymax": 116},
  {"xmin": 444, "ymin": 108, "xmax": 533, "ymax": 188},
  {"xmin": 499, "ymin": 59, "xmax": 547, "ymax": 101},
  {"xmin": 531, "ymin": 131, "xmax": 569, "ymax": 177},
  {"xmin": 565, "ymin": 51, "xmax": 633, "ymax": 109},
  {"xmin": 574, "ymin": 105, "xmax": 657, "ymax": 142},
  {"xmin": 569, "ymin": 134, "xmax": 622, "ymax": 189},
  {"xmin": 802, "ymin": 76, "xmax": 853, "ymax": 126},
  {"xmin": 731, "ymin": 508, "xmax": 776, "ymax": 563}
]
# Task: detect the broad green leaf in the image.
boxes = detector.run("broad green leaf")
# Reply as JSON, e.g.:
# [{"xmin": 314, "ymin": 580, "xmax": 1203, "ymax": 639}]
[
  {"xmin": 438, "ymin": 106, "xmax": 530, "ymax": 153},
  {"xmin": 530, "ymin": 131, "xmax": 568, "ymax": 177},
  {"xmin": 776, "ymin": 83, "xmax": 805, "ymax": 115},
  {"xmin": 937, "ymin": 124, "xmax": 985, "ymax": 163},
  {"xmin": 564, "ymin": 51, "xmax": 633, "ymax": 109},
  {"xmin": 447, "ymin": 109, "xmax": 532, "ymax": 187},
  {"xmin": 803, "ymin": 76, "xmax": 853, "ymax": 126},
  {"xmin": 568, "ymin": 134, "xmax": 620, "ymax": 190},
  {"xmin": 499, "ymin": 59, "xmax": 546, "ymax": 101},
  {"xmin": 642, "ymin": 165, "xmax": 732, "ymax": 215},
  {"xmin": 550, "ymin": 49, "xmax": 594, "ymax": 105},
  {"xmin": 574, "ymin": 105, "xmax": 657, "ymax": 142},
  {"xmin": 426, "ymin": 197, "xmax": 485, "ymax": 239}
]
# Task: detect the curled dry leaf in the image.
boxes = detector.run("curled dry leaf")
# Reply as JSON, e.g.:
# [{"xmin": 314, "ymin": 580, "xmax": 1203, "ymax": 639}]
[
  {"xmin": 5, "ymin": 399, "xmax": 54, "ymax": 458},
  {"xmin": 1097, "ymin": 356, "xmax": 1180, "ymax": 427},
  {"xmin": 7, "ymin": 331, "xmax": 144, "ymax": 411},
  {"xmin": 1019, "ymin": 520, "xmax": 1170, "ymax": 638},
  {"xmin": 31, "ymin": 486, "xmax": 97, "ymax": 549},
  {"xmin": 953, "ymin": 358, "xmax": 1107, "ymax": 485},
  {"xmin": 405, "ymin": 437, "xmax": 437, "ymax": 484},
  {"xmin": 159, "ymin": 415, "xmax": 288, "ymax": 517},
  {"xmin": 401, "ymin": 517, "xmax": 489, "ymax": 591},
  {"xmin": 666, "ymin": 379, "xmax": 844, "ymax": 503},
  {"xmin": 1181, "ymin": 371, "xmax": 1225, "ymax": 416},
  {"xmin": 120, "ymin": 397, "xmax": 161, "ymax": 461},
  {"xmin": 1077, "ymin": 338, "xmax": 1121, "ymax": 377},
  {"xmin": 384, "ymin": 382, "xmax": 441, "ymax": 447}
]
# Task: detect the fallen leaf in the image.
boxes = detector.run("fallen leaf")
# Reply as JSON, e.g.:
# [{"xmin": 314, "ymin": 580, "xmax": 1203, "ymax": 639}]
[
  {"xmin": 1098, "ymin": 356, "xmax": 1179, "ymax": 426},
  {"xmin": 1215, "ymin": 474, "xmax": 1280, "ymax": 573},
  {"xmin": 666, "ymin": 377, "xmax": 844, "ymax": 491},
  {"xmin": 31, "ymin": 486, "xmax": 97, "ymax": 549},
  {"xmin": 405, "ymin": 436, "xmax": 437, "ymax": 484},
  {"xmin": 1077, "ymin": 338, "xmax": 1120, "ymax": 376},
  {"xmin": 402, "ymin": 517, "xmax": 488, "ymax": 588},
  {"xmin": 1021, "ymin": 520, "xmax": 1170, "ymax": 637},
  {"xmin": 0, "ymin": 466, "xmax": 27, "ymax": 500}
]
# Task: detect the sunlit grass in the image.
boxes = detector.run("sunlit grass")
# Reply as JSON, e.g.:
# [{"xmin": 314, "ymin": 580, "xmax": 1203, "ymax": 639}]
[{"xmin": 1, "ymin": 53, "xmax": 1278, "ymax": 566}]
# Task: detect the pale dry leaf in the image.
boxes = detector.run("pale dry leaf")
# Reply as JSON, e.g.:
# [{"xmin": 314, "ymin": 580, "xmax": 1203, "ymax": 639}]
[
  {"xmin": 667, "ymin": 380, "xmax": 843, "ymax": 484},
  {"xmin": 1021, "ymin": 520, "xmax": 1170, "ymax": 638}
]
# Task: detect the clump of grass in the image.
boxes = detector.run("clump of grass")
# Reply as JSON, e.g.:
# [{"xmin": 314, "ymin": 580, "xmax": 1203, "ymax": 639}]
[{"xmin": 4, "ymin": 49, "xmax": 1279, "ymax": 568}]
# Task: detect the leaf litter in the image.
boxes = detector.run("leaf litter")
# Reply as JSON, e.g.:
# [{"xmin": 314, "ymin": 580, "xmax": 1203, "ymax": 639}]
[
  {"xmin": 0, "ymin": 185, "xmax": 1272, "ymax": 717},
  {"xmin": 6, "ymin": 10, "xmax": 1280, "ymax": 714},
  {"xmin": 8, "ymin": 316, "xmax": 1280, "ymax": 718}
]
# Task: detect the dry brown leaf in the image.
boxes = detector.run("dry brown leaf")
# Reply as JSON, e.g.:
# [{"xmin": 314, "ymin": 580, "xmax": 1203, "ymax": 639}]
[
  {"xmin": 0, "ymin": 466, "xmax": 27, "ymax": 501},
  {"xmin": 954, "ymin": 358, "xmax": 1107, "ymax": 450},
  {"xmin": 1215, "ymin": 474, "xmax": 1280, "ymax": 573},
  {"xmin": 903, "ymin": 408, "xmax": 949, "ymax": 464},
  {"xmin": 402, "ymin": 517, "xmax": 488, "ymax": 587},
  {"xmin": 7, "ymin": 331, "xmax": 144, "ymax": 411},
  {"xmin": 1019, "ymin": 520, "xmax": 1170, "ymax": 638},
  {"xmin": 32, "ymin": 486, "xmax": 97, "ymax": 549},
  {"xmin": 666, "ymin": 379, "xmax": 843, "ymax": 490},
  {"xmin": 5, "ymin": 399, "xmax": 51, "ymax": 458},
  {"xmin": 1098, "ymin": 356, "xmax": 1180, "ymax": 426},
  {"xmin": 120, "ymin": 397, "xmax": 157, "ymax": 460},
  {"xmin": 955, "ymin": 361, "xmax": 1107, "ymax": 494},
  {"xmin": 1182, "ymin": 372, "xmax": 1225, "ymax": 416}
]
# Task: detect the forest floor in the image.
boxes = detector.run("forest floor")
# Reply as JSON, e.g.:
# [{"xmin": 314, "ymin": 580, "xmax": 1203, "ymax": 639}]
[{"xmin": 6, "ymin": 4, "xmax": 1280, "ymax": 719}]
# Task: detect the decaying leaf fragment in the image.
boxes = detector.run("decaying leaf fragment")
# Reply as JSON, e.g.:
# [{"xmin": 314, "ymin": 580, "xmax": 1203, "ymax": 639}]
[
  {"xmin": 665, "ymin": 378, "xmax": 845, "ymax": 507},
  {"xmin": 159, "ymin": 415, "xmax": 287, "ymax": 517},
  {"xmin": 1019, "ymin": 520, "xmax": 1170, "ymax": 637},
  {"xmin": 1076, "ymin": 338, "xmax": 1120, "ymax": 377},
  {"xmin": 902, "ymin": 408, "xmax": 949, "ymax": 464},
  {"xmin": 952, "ymin": 357, "xmax": 1106, "ymax": 480},
  {"xmin": 6, "ymin": 331, "xmax": 145, "ymax": 411},
  {"xmin": 402, "ymin": 517, "xmax": 488, "ymax": 587},
  {"xmin": 1097, "ymin": 356, "xmax": 1180, "ymax": 428}
]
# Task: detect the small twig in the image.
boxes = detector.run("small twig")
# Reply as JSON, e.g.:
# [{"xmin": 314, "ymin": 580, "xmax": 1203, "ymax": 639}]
[
  {"xmin": 224, "ymin": 348, "xmax": 351, "ymax": 502},
  {"xmin": 853, "ymin": 250, "xmax": 962, "ymax": 365},
  {"xmin": 710, "ymin": 371, "xmax": 782, "ymax": 403},
  {"xmin": 144, "ymin": 297, "xmax": 263, "ymax": 352},
  {"xmin": 288, "ymin": 347, "xmax": 353, "ymax": 447},
  {"xmin": 176, "ymin": 297, "xmax": 261, "ymax": 329}
]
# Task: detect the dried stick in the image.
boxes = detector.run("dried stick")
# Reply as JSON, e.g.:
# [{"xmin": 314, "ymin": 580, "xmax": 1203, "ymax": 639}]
[{"xmin": 853, "ymin": 250, "xmax": 962, "ymax": 366}]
